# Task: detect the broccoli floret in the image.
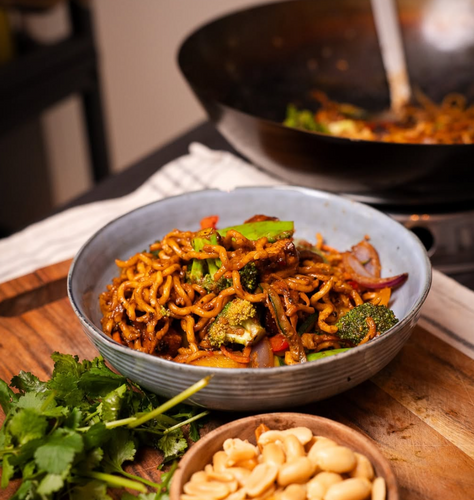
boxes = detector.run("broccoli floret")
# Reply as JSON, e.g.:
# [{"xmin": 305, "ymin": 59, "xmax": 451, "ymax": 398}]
[
  {"xmin": 201, "ymin": 274, "xmax": 233, "ymax": 294},
  {"xmin": 239, "ymin": 262, "xmax": 259, "ymax": 292},
  {"xmin": 335, "ymin": 303, "xmax": 398, "ymax": 345},
  {"xmin": 208, "ymin": 298, "xmax": 266, "ymax": 348}
]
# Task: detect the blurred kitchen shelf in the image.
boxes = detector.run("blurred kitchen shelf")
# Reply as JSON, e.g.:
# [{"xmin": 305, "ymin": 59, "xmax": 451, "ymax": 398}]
[{"xmin": 0, "ymin": 0, "xmax": 110, "ymax": 182}]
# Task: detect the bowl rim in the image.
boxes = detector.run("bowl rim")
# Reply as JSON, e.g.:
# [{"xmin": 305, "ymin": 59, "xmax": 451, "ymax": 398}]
[
  {"xmin": 67, "ymin": 185, "xmax": 432, "ymax": 375},
  {"xmin": 169, "ymin": 411, "xmax": 399, "ymax": 500}
]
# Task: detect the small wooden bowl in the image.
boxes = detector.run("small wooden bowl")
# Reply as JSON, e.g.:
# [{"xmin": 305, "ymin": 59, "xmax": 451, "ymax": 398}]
[{"xmin": 170, "ymin": 412, "xmax": 398, "ymax": 500}]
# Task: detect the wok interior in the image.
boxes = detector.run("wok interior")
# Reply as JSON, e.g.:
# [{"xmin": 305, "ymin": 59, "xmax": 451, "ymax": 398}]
[
  {"xmin": 180, "ymin": 0, "xmax": 474, "ymax": 121},
  {"xmin": 179, "ymin": 0, "xmax": 474, "ymax": 205}
]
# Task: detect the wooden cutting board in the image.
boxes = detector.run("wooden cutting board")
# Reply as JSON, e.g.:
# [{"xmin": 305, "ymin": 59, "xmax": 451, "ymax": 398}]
[{"xmin": 1, "ymin": 260, "xmax": 473, "ymax": 499}]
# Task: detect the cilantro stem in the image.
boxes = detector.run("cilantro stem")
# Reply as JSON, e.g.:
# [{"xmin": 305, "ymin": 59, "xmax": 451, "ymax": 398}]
[
  {"xmin": 83, "ymin": 471, "xmax": 147, "ymax": 493},
  {"xmin": 157, "ymin": 460, "xmax": 179, "ymax": 499},
  {"xmin": 119, "ymin": 469, "xmax": 163, "ymax": 490},
  {"xmin": 128, "ymin": 376, "xmax": 212, "ymax": 429},
  {"xmin": 105, "ymin": 416, "xmax": 138, "ymax": 429},
  {"xmin": 40, "ymin": 391, "xmax": 56, "ymax": 412},
  {"xmin": 162, "ymin": 410, "xmax": 210, "ymax": 434}
]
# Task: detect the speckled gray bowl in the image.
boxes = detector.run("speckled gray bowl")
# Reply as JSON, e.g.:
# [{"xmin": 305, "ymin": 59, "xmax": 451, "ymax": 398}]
[{"xmin": 68, "ymin": 186, "xmax": 431, "ymax": 411}]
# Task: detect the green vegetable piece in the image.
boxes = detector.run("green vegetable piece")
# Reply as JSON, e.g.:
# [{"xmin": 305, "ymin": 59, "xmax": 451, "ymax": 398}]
[
  {"xmin": 208, "ymin": 298, "xmax": 265, "ymax": 348},
  {"xmin": 1, "ymin": 455, "xmax": 14, "ymax": 489},
  {"xmin": 9, "ymin": 408, "xmax": 48, "ymax": 446},
  {"xmin": 0, "ymin": 353, "xmax": 210, "ymax": 499},
  {"xmin": 307, "ymin": 348, "xmax": 350, "ymax": 361},
  {"xmin": 283, "ymin": 104, "xmax": 330, "ymax": 134},
  {"xmin": 68, "ymin": 480, "xmax": 112, "ymax": 500},
  {"xmin": 218, "ymin": 220, "xmax": 294, "ymax": 243},
  {"xmin": 34, "ymin": 429, "xmax": 83, "ymax": 474},
  {"xmin": 37, "ymin": 474, "xmax": 64, "ymax": 495},
  {"xmin": 158, "ymin": 429, "xmax": 188, "ymax": 463},
  {"xmin": 11, "ymin": 371, "xmax": 47, "ymax": 395},
  {"xmin": 0, "ymin": 379, "xmax": 18, "ymax": 414},
  {"xmin": 78, "ymin": 367, "xmax": 127, "ymax": 398},
  {"xmin": 101, "ymin": 384, "xmax": 127, "ymax": 423},
  {"xmin": 297, "ymin": 312, "xmax": 318, "ymax": 336},
  {"xmin": 335, "ymin": 303, "xmax": 399, "ymax": 345},
  {"xmin": 266, "ymin": 286, "xmax": 307, "ymax": 363},
  {"xmin": 103, "ymin": 428, "xmax": 136, "ymax": 473}
]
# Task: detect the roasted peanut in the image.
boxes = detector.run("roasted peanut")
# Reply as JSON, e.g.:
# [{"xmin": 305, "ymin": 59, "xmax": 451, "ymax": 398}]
[
  {"xmin": 226, "ymin": 467, "xmax": 251, "ymax": 486},
  {"xmin": 371, "ymin": 476, "xmax": 386, "ymax": 500},
  {"xmin": 213, "ymin": 451, "xmax": 229, "ymax": 472},
  {"xmin": 325, "ymin": 478, "xmax": 372, "ymax": 500},
  {"xmin": 224, "ymin": 438, "xmax": 258, "ymax": 466},
  {"xmin": 206, "ymin": 469, "xmax": 236, "ymax": 483},
  {"xmin": 183, "ymin": 480, "xmax": 230, "ymax": 499},
  {"xmin": 244, "ymin": 463, "xmax": 279, "ymax": 497},
  {"xmin": 311, "ymin": 445, "xmax": 357, "ymax": 473},
  {"xmin": 282, "ymin": 426, "xmax": 313, "ymax": 445},
  {"xmin": 262, "ymin": 442, "xmax": 286, "ymax": 466},
  {"xmin": 308, "ymin": 437, "xmax": 338, "ymax": 466},
  {"xmin": 226, "ymin": 489, "xmax": 246, "ymax": 500},
  {"xmin": 181, "ymin": 425, "xmax": 385, "ymax": 500},
  {"xmin": 280, "ymin": 483, "xmax": 307, "ymax": 500},
  {"xmin": 189, "ymin": 470, "xmax": 208, "ymax": 483},
  {"xmin": 283, "ymin": 434, "xmax": 306, "ymax": 461},
  {"xmin": 350, "ymin": 452, "xmax": 375, "ymax": 481},
  {"xmin": 306, "ymin": 478, "xmax": 325, "ymax": 500},
  {"xmin": 308, "ymin": 471, "xmax": 343, "ymax": 496},
  {"xmin": 278, "ymin": 457, "xmax": 315, "ymax": 486},
  {"xmin": 258, "ymin": 430, "xmax": 285, "ymax": 446}
]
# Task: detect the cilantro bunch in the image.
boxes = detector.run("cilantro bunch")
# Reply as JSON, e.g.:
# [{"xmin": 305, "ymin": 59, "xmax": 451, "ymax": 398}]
[{"xmin": 0, "ymin": 353, "xmax": 211, "ymax": 500}]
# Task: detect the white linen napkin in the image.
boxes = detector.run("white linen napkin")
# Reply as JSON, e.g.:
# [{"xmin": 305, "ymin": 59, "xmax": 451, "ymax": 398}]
[{"xmin": 1, "ymin": 143, "xmax": 473, "ymax": 359}]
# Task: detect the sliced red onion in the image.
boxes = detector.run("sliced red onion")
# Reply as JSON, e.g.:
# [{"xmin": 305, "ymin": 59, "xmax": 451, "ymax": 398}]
[
  {"xmin": 249, "ymin": 337, "xmax": 274, "ymax": 368},
  {"xmin": 343, "ymin": 252, "xmax": 408, "ymax": 289},
  {"xmin": 351, "ymin": 240, "xmax": 381, "ymax": 277}
]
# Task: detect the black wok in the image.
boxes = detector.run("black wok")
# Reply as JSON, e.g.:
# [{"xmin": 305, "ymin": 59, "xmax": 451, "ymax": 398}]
[{"xmin": 178, "ymin": 0, "xmax": 474, "ymax": 209}]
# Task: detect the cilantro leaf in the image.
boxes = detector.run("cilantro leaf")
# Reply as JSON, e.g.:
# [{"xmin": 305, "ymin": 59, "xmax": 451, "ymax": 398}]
[
  {"xmin": 37, "ymin": 473, "xmax": 65, "ymax": 495},
  {"xmin": 0, "ymin": 378, "xmax": 18, "ymax": 414},
  {"xmin": 103, "ymin": 428, "xmax": 136, "ymax": 472},
  {"xmin": 64, "ymin": 407, "xmax": 83, "ymax": 430},
  {"xmin": 9, "ymin": 479, "xmax": 37, "ymax": 500},
  {"xmin": 1, "ymin": 455, "xmax": 15, "ymax": 488},
  {"xmin": 47, "ymin": 371, "xmax": 85, "ymax": 407},
  {"xmin": 70, "ymin": 479, "xmax": 113, "ymax": 500},
  {"xmin": 79, "ymin": 447, "xmax": 104, "ymax": 471},
  {"xmin": 34, "ymin": 429, "xmax": 84, "ymax": 474},
  {"xmin": 122, "ymin": 493, "xmax": 157, "ymax": 500},
  {"xmin": 9, "ymin": 408, "xmax": 48, "ymax": 445},
  {"xmin": 78, "ymin": 367, "xmax": 127, "ymax": 397},
  {"xmin": 50, "ymin": 352, "xmax": 85, "ymax": 379},
  {"xmin": 101, "ymin": 384, "xmax": 127, "ymax": 422},
  {"xmin": 15, "ymin": 391, "xmax": 66, "ymax": 418},
  {"xmin": 83, "ymin": 423, "xmax": 111, "ymax": 450},
  {"xmin": 10, "ymin": 371, "xmax": 47, "ymax": 395},
  {"xmin": 157, "ymin": 429, "xmax": 187, "ymax": 463}
]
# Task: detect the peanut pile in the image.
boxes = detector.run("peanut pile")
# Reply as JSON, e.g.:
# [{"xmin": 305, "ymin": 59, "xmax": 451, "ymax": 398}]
[{"xmin": 181, "ymin": 425, "xmax": 387, "ymax": 500}]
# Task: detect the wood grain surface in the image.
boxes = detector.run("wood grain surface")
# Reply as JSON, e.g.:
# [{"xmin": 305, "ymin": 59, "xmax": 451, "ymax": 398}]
[{"xmin": 0, "ymin": 261, "xmax": 473, "ymax": 499}]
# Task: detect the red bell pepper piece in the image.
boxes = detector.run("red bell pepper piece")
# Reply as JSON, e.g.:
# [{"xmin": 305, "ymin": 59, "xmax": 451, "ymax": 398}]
[
  {"xmin": 200, "ymin": 215, "xmax": 219, "ymax": 229},
  {"xmin": 269, "ymin": 333, "xmax": 289, "ymax": 354}
]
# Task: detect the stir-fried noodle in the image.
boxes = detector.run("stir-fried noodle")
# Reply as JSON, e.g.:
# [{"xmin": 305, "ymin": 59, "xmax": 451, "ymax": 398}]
[
  {"xmin": 284, "ymin": 90, "xmax": 474, "ymax": 144},
  {"xmin": 100, "ymin": 215, "xmax": 407, "ymax": 368}
]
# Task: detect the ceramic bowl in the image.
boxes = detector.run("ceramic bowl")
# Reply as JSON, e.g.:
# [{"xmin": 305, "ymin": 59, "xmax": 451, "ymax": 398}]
[
  {"xmin": 170, "ymin": 412, "xmax": 399, "ymax": 500},
  {"xmin": 67, "ymin": 186, "xmax": 431, "ymax": 411}
]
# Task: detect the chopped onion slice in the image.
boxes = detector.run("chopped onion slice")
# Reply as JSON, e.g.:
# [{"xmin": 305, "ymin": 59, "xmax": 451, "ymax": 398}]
[
  {"xmin": 343, "ymin": 252, "xmax": 408, "ymax": 289},
  {"xmin": 351, "ymin": 240, "xmax": 381, "ymax": 277}
]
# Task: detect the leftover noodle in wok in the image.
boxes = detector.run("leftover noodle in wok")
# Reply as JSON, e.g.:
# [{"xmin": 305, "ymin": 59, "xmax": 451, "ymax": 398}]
[
  {"xmin": 100, "ymin": 215, "xmax": 408, "ymax": 368},
  {"xmin": 284, "ymin": 90, "xmax": 474, "ymax": 144}
]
